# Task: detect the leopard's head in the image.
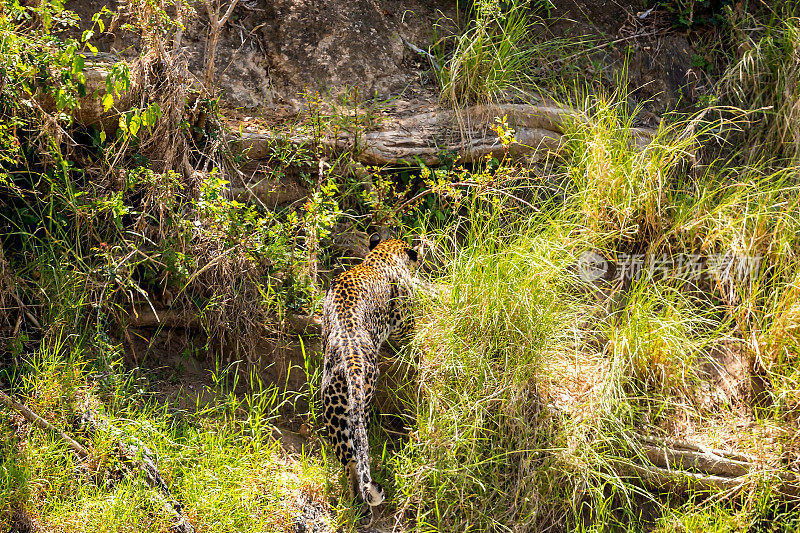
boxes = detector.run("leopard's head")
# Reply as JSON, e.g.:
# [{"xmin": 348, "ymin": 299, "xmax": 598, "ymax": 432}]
[{"xmin": 367, "ymin": 233, "xmax": 418, "ymax": 271}]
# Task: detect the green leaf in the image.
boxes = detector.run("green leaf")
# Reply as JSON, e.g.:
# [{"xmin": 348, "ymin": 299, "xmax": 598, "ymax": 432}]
[
  {"xmin": 129, "ymin": 115, "xmax": 141, "ymax": 136},
  {"xmin": 102, "ymin": 92, "xmax": 114, "ymax": 111},
  {"xmin": 141, "ymin": 104, "xmax": 161, "ymax": 128},
  {"xmin": 72, "ymin": 54, "xmax": 85, "ymax": 75}
]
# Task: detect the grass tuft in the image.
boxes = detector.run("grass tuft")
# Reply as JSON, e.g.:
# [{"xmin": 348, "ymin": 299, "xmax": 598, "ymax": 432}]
[{"xmin": 721, "ymin": 13, "xmax": 800, "ymax": 164}]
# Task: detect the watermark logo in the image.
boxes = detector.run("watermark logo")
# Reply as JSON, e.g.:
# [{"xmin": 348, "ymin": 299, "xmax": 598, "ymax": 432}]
[
  {"xmin": 577, "ymin": 251, "xmax": 609, "ymax": 282},
  {"xmin": 577, "ymin": 251, "xmax": 762, "ymax": 284}
]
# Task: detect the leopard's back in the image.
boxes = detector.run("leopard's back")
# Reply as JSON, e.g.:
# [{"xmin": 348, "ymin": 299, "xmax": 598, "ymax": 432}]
[{"xmin": 320, "ymin": 236, "xmax": 418, "ymax": 522}]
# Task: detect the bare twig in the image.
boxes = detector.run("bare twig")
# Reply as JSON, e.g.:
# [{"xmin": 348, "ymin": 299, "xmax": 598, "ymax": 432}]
[
  {"xmin": 9, "ymin": 290, "xmax": 41, "ymax": 330},
  {"xmin": 557, "ymin": 30, "xmax": 668, "ymax": 65},
  {"xmin": 394, "ymin": 180, "xmax": 536, "ymax": 216}
]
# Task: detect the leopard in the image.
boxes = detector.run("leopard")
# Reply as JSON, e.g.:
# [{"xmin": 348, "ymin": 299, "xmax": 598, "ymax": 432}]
[{"xmin": 321, "ymin": 234, "xmax": 419, "ymax": 523}]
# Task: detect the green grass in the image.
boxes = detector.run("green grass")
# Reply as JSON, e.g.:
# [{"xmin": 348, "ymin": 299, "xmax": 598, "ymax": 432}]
[
  {"xmin": 559, "ymin": 94, "xmax": 707, "ymax": 245},
  {"xmin": 0, "ymin": 335, "xmax": 333, "ymax": 532},
  {"xmin": 385, "ymin": 95, "xmax": 800, "ymax": 531},
  {"xmin": 432, "ymin": 0, "xmax": 594, "ymax": 107},
  {"xmin": 436, "ymin": 0, "xmax": 536, "ymax": 106},
  {"xmin": 721, "ymin": 12, "xmax": 800, "ymax": 164}
]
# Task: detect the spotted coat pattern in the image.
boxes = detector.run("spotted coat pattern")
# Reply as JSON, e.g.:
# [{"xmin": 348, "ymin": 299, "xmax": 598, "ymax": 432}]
[{"xmin": 321, "ymin": 236, "xmax": 418, "ymax": 518}]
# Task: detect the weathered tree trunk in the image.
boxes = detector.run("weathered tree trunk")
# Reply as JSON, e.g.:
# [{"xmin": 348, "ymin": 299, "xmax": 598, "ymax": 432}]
[{"xmin": 233, "ymin": 103, "xmax": 656, "ymax": 168}]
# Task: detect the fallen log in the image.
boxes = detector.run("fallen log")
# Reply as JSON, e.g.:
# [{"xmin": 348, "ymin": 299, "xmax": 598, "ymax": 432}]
[
  {"xmin": 232, "ymin": 103, "xmax": 658, "ymax": 168},
  {"xmin": 286, "ymin": 313, "xmax": 322, "ymax": 335}
]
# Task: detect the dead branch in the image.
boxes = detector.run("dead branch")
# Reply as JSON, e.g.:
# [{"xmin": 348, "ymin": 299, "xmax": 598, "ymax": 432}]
[
  {"xmin": 557, "ymin": 29, "xmax": 670, "ymax": 65},
  {"xmin": 173, "ymin": 0, "xmax": 184, "ymax": 51},
  {"xmin": 401, "ymin": 36, "xmax": 441, "ymax": 71},
  {"xmin": 286, "ymin": 313, "xmax": 322, "ymax": 335},
  {"xmin": 10, "ymin": 291, "xmax": 42, "ymax": 330},
  {"xmin": 0, "ymin": 390, "xmax": 88, "ymax": 459},
  {"xmin": 0, "ymin": 390, "xmax": 195, "ymax": 532}
]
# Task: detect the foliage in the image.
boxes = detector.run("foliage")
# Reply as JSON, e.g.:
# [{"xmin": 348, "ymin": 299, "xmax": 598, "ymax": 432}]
[
  {"xmin": 649, "ymin": 0, "xmax": 735, "ymax": 28},
  {"xmin": 0, "ymin": 332, "xmax": 331, "ymax": 532},
  {"xmin": 0, "ymin": 0, "xmax": 336, "ymax": 366},
  {"xmin": 388, "ymin": 95, "xmax": 800, "ymax": 531},
  {"xmin": 720, "ymin": 12, "xmax": 800, "ymax": 164}
]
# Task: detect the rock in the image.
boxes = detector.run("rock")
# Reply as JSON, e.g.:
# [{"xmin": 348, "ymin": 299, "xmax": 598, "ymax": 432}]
[
  {"xmin": 292, "ymin": 493, "xmax": 333, "ymax": 533},
  {"xmin": 65, "ymin": 0, "xmax": 457, "ymax": 111},
  {"xmin": 230, "ymin": 161, "xmax": 308, "ymax": 208}
]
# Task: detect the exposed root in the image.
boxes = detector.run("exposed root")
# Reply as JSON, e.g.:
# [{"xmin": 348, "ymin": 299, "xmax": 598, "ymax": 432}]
[
  {"xmin": 621, "ymin": 433, "xmax": 800, "ymax": 498},
  {"xmin": 232, "ymin": 103, "xmax": 656, "ymax": 167}
]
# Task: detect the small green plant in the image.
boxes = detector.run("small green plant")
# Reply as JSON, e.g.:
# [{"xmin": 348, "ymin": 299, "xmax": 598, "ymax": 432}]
[
  {"xmin": 650, "ymin": 0, "xmax": 733, "ymax": 28},
  {"xmin": 436, "ymin": 0, "xmax": 536, "ymax": 106},
  {"xmin": 302, "ymin": 176, "xmax": 341, "ymax": 293}
]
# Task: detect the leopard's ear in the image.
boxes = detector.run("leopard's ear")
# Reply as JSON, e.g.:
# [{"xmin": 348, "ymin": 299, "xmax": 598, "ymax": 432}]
[
  {"xmin": 406, "ymin": 248, "xmax": 418, "ymax": 262},
  {"xmin": 369, "ymin": 233, "xmax": 382, "ymax": 251}
]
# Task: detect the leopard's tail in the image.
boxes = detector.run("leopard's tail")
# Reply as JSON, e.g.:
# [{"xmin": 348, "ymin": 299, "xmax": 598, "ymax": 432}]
[{"xmin": 345, "ymin": 370, "xmax": 385, "ymax": 507}]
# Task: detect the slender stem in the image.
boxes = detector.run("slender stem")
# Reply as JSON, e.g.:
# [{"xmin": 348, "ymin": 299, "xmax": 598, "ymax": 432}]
[{"xmin": 0, "ymin": 390, "xmax": 88, "ymax": 459}]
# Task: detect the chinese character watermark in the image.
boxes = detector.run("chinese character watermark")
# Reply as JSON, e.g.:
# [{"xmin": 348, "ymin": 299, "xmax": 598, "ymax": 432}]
[{"xmin": 577, "ymin": 251, "xmax": 762, "ymax": 284}]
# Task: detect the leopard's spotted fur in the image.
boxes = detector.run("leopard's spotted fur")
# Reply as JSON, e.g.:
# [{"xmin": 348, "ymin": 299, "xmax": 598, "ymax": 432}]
[{"xmin": 321, "ymin": 235, "xmax": 418, "ymax": 520}]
